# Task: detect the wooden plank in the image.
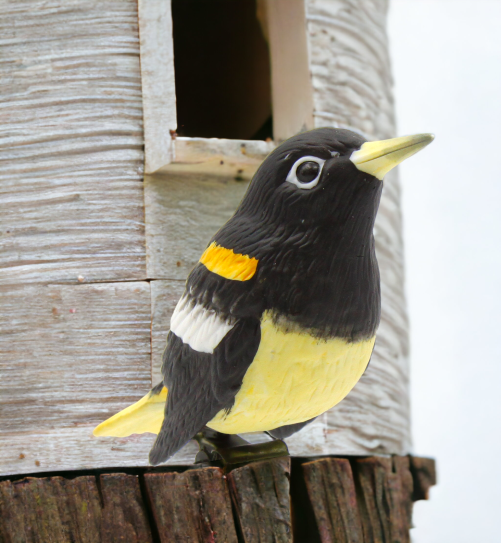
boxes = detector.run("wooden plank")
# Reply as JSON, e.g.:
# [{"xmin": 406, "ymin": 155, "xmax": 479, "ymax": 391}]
[
  {"xmin": 160, "ymin": 137, "xmax": 275, "ymax": 179},
  {"xmin": 262, "ymin": 0, "xmax": 314, "ymax": 140},
  {"xmin": 0, "ymin": 476, "xmax": 102, "ymax": 543},
  {"xmin": 138, "ymin": 0, "xmax": 177, "ymax": 174},
  {"xmin": 302, "ymin": 457, "xmax": 363, "ymax": 543},
  {"xmin": 145, "ymin": 171, "xmax": 251, "ymax": 281},
  {"xmin": 100, "ymin": 473, "xmax": 153, "ymax": 542},
  {"xmin": 144, "ymin": 467, "xmax": 238, "ymax": 543},
  {"xmin": 354, "ymin": 457, "xmax": 413, "ymax": 543},
  {"xmin": 0, "ymin": 282, "xmax": 153, "ymax": 476},
  {"xmin": 0, "ymin": 0, "xmax": 146, "ymax": 286},
  {"xmin": 227, "ymin": 457, "xmax": 292, "ymax": 543}
]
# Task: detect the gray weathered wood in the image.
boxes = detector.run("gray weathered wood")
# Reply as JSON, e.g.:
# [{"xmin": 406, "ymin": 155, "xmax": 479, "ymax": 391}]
[
  {"xmin": 159, "ymin": 137, "xmax": 275, "ymax": 179},
  {"xmin": 0, "ymin": 0, "xmax": 146, "ymax": 286},
  {"xmin": 145, "ymin": 172, "xmax": 251, "ymax": 281},
  {"xmin": 138, "ymin": 0, "xmax": 177, "ymax": 174},
  {"xmin": 0, "ymin": 282, "xmax": 153, "ymax": 476}
]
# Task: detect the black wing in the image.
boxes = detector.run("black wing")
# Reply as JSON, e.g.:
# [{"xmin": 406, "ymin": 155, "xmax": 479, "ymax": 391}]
[{"xmin": 149, "ymin": 313, "xmax": 261, "ymax": 465}]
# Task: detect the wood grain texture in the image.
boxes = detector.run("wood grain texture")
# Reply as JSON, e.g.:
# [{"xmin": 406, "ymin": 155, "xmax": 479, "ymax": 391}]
[
  {"xmin": 0, "ymin": 476, "xmax": 102, "ymax": 543},
  {"xmin": 409, "ymin": 456, "xmax": 437, "ymax": 501},
  {"xmin": 138, "ymin": 0, "xmax": 177, "ymax": 174},
  {"xmin": 302, "ymin": 457, "xmax": 364, "ymax": 543},
  {"xmin": 161, "ymin": 137, "xmax": 275, "ymax": 180},
  {"xmin": 144, "ymin": 467, "xmax": 238, "ymax": 543},
  {"xmin": 354, "ymin": 456, "xmax": 413, "ymax": 543},
  {"xmin": 0, "ymin": 0, "xmax": 146, "ymax": 286},
  {"xmin": 145, "ymin": 172, "xmax": 251, "ymax": 281},
  {"xmin": 227, "ymin": 457, "xmax": 292, "ymax": 543},
  {"xmin": 0, "ymin": 282, "xmax": 154, "ymax": 476},
  {"xmin": 100, "ymin": 473, "xmax": 153, "ymax": 542}
]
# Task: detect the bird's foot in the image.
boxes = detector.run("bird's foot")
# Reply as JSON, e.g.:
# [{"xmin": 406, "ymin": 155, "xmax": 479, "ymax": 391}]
[{"xmin": 194, "ymin": 428, "xmax": 289, "ymax": 467}]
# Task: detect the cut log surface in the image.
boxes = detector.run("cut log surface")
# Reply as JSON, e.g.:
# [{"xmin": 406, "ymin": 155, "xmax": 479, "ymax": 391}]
[
  {"xmin": 354, "ymin": 457, "xmax": 413, "ymax": 543},
  {"xmin": 0, "ymin": 476, "xmax": 102, "ymax": 543},
  {"xmin": 0, "ymin": 0, "xmax": 146, "ymax": 287},
  {"xmin": 100, "ymin": 473, "xmax": 153, "ymax": 543},
  {"xmin": 144, "ymin": 467, "xmax": 238, "ymax": 543},
  {"xmin": 302, "ymin": 457, "xmax": 364, "ymax": 543},
  {"xmin": 228, "ymin": 457, "xmax": 292, "ymax": 543},
  {"xmin": 409, "ymin": 456, "xmax": 437, "ymax": 501},
  {"xmin": 0, "ymin": 456, "xmax": 435, "ymax": 542}
]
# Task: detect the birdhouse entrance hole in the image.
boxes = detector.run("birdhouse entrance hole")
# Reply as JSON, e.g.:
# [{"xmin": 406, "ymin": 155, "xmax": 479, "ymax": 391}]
[{"xmin": 171, "ymin": 0, "xmax": 273, "ymax": 141}]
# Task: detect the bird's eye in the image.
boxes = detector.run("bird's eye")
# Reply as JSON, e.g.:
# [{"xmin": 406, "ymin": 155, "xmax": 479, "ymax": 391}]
[
  {"xmin": 286, "ymin": 156, "xmax": 325, "ymax": 189},
  {"xmin": 297, "ymin": 162, "xmax": 319, "ymax": 183}
]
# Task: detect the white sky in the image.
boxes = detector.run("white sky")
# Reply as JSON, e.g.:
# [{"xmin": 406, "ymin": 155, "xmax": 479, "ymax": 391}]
[{"xmin": 388, "ymin": 1, "xmax": 501, "ymax": 541}]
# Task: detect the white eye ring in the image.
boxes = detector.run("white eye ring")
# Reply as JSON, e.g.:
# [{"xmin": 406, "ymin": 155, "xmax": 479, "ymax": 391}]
[{"xmin": 286, "ymin": 156, "xmax": 326, "ymax": 190}]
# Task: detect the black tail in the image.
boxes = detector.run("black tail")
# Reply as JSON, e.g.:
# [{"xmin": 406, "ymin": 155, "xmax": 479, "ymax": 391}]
[{"xmin": 267, "ymin": 417, "xmax": 316, "ymax": 440}]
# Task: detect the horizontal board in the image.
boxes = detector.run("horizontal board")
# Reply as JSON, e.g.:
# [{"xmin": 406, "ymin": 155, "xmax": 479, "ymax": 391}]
[
  {"xmin": 0, "ymin": 0, "xmax": 146, "ymax": 286},
  {"xmin": 163, "ymin": 137, "xmax": 275, "ymax": 178},
  {"xmin": 0, "ymin": 282, "xmax": 153, "ymax": 476}
]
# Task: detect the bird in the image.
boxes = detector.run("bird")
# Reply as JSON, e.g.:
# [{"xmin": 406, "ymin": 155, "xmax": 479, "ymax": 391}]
[{"xmin": 93, "ymin": 127, "xmax": 433, "ymax": 465}]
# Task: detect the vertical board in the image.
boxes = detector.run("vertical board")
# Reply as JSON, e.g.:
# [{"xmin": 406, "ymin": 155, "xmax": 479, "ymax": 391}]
[{"xmin": 138, "ymin": 0, "xmax": 177, "ymax": 174}]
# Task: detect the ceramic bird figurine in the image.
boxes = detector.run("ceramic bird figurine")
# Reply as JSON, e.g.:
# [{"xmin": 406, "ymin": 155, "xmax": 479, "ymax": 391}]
[{"xmin": 94, "ymin": 128, "xmax": 433, "ymax": 465}]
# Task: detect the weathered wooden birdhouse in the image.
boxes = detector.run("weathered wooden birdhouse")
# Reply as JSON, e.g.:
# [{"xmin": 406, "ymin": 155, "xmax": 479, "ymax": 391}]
[{"xmin": 0, "ymin": 0, "xmax": 435, "ymax": 540}]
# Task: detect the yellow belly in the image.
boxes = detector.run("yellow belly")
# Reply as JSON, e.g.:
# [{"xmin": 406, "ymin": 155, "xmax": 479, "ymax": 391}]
[{"xmin": 207, "ymin": 312, "xmax": 375, "ymax": 434}]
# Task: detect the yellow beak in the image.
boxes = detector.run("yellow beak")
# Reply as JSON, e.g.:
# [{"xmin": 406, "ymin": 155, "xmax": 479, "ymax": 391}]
[{"xmin": 350, "ymin": 133, "xmax": 434, "ymax": 180}]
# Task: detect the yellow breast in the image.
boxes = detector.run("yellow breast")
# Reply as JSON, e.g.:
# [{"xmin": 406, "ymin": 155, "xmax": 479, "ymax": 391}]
[{"xmin": 207, "ymin": 312, "xmax": 376, "ymax": 434}]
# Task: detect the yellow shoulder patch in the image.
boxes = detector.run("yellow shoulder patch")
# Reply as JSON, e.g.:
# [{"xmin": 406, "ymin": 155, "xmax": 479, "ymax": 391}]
[
  {"xmin": 199, "ymin": 242, "xmax": 258, "ymax": 281},
  {"xmin": 93, "ymin": 386, "xmax": 167, "ymax": 438}
]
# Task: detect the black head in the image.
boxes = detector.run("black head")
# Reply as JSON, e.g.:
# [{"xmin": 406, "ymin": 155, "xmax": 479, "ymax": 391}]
[
  {"xmin": 217, "ymin": 128, "xmax": 382, "ymax": 260},
  {"xmin": 207, "ymin": 127, "xmax": 433, "ymax": 339}
]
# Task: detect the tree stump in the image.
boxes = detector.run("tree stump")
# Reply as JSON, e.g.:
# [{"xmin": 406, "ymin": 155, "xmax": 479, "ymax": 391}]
[
  {"xmin": 227, "ymin": 457, "xmax": 292, "ymax": 543},
  {"xmin": 0, "ymin": 456, "xmax": 435, "ymax": 542},
  {"xmin": 143, "ymin": 467, "xmax": 237, "ymax": 542}
]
